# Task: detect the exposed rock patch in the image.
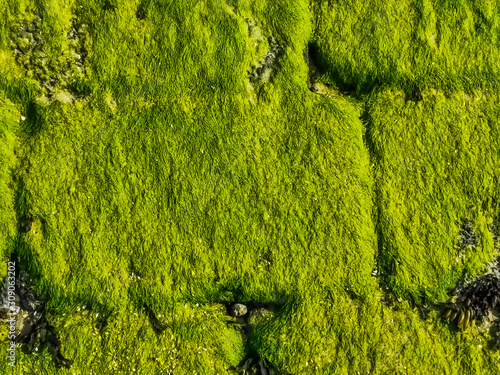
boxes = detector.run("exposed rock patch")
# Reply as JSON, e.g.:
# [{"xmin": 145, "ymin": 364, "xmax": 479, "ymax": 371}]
[
  {"xmin": 248, "ymin": 36, "xmax": 284, "ymax": 84},
  {"xmin": 225, "ymin": 301, "xmax": 280, "ymax": 373},
  {"xmin": 0, "ymin": 255, "xmax": 73, "ymax": 368},
  {"xmin": 243, "ymin": 18, "xmax": 284, "ymax": 103},
  {"xmin": 245, "ymin": 17, "xmax": 283, "ymax": 87},
  {"xmin": 11, "ymin": 15, "xmax": 89, "ymax": 99},
  {"xmin": 230, "ymin": 303, "xmax": 248, "ymax": 317},
  {"xmin": 226, "ymin": 301, "xmax": 276, "ymax": 323},
  {"xmin": 458, "ymin": 219, "xmax": 478, "ymax": 250},
  {"xmin": 441, "ymin": 258, "xmax": 500, "ymax": 333}
]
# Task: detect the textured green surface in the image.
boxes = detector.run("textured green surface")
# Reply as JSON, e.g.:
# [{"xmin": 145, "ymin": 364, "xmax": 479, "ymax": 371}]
[
  {"xmin": 0, "ymin": 95, "xmax": 19, "ymax": 279},
  {"xmin": 311, "ymin": 0, "xmax": 500, "ymax": 92},
  {"xmin": 0, "ymin": 0, "xmax": 499, "ymax": 374},
  {"xmin": 368, "ymin": 90, "xmax": 500, "ymax": 300}
]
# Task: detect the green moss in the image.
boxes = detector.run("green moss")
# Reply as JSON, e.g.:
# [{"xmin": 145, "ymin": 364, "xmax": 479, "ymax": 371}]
[
  {"xmin": 0, "ymin": 0, "xmax": 499, "ymax": 374},
  {"xmin": 367, "ymin": 89, "xmax": 500, "ymax": 300},
  {"xmin": 0, "ymin": 95, "xmax": 19, "ymax": 278},
  {"xmin": 310, "ymin": 0, "xmax": 500, "ymax": 92}
]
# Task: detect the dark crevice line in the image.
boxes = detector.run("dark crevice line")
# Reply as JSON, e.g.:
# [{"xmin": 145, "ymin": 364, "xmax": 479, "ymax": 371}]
[
  {"xmin": 224, "ymin": 301, "xmax": 288, "ymax": 375},
  {"xmin": 304, "ymin": 30, "xmax": 396, "ymax": 308},
  {"xmin": 358, "ymin": 105, "xmax": 393, "ymax": 295}
]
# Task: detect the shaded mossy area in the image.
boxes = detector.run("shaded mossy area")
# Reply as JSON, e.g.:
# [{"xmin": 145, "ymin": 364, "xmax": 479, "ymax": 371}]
[
  {"xmin": 0, "ymin": 95, "xmax": 19, "ymax": 280},
  {"xmin": 0, "ymin": 0, "xmax": 499, "ymax": 374}
]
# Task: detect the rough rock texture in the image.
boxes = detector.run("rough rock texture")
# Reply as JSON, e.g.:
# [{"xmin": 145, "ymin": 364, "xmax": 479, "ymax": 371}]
[
  {"xmin": 249, "ymin": 36, "xmax": 284, "ymax": 84},
  {"xmin": 230, "ymin": 303, "xmax": 248, "ymax": 317},
  {"xmin": 11, "ymin": 16, "xmax": 88, "ymax": 96},
  {"xmin": 442, "ymin": 259, "xmax": 500, "ymax": 331},
  {"xmin": 0, "ymin": 259, "xmax": 73, "ymax": 368},
  {"xmin": 458, "ymin": 220, "xmax": 478, "ymax": 249}
]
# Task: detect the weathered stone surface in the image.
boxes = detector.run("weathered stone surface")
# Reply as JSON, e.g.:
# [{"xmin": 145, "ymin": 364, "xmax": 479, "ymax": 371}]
[
  {"xmin": 0, "ymin": 260, "xmax": 73, "ymax": 368},
  {"xmin": 249, "ymin": 36, "xmax": 284, "ymax": 84},
  {"xmin": 230, "ymin": 303, "xmax": 248, "ymax": 317}
]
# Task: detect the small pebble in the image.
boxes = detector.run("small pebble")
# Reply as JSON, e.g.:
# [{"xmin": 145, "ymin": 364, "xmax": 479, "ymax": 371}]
[{"xmin": 230, "ymin": 303, "xmax": 247, "ymax": 317}]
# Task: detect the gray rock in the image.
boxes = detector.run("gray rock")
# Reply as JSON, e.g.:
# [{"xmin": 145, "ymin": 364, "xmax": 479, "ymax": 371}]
[
  {"xmin": 16, "ymin": 309, "xmax": 31, "ymax": 336},
  {"xmin": 230, "ymin": 303, "xmax": 247, "ymax": 317}
]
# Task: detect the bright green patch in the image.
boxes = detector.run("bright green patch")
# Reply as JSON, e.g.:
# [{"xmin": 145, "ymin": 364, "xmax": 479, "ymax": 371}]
[{"xmin": 1, "ymin": 0, "xmax": 500, "ymax": 374}]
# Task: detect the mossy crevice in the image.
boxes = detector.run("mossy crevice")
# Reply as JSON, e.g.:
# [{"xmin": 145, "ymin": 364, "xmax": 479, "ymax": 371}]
[{"xmin": 0, "ymin": 253, "xmax": 73, "ymax": 368}]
